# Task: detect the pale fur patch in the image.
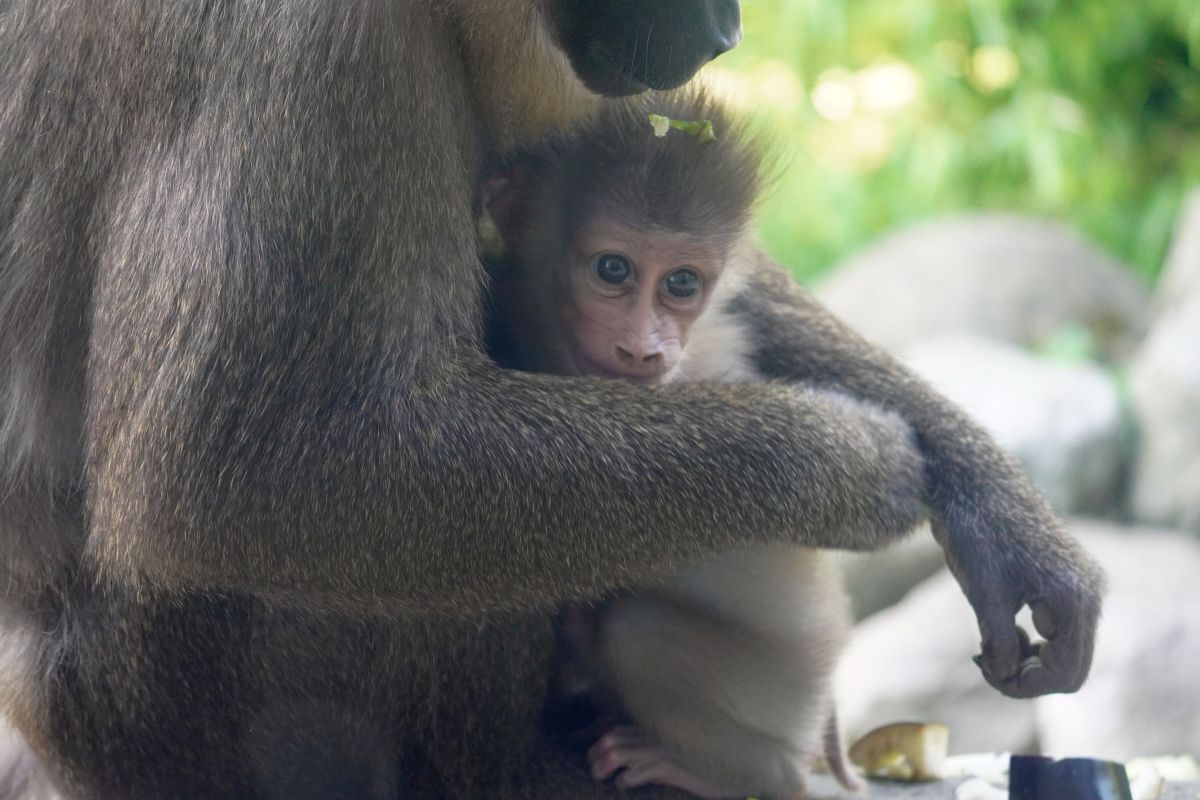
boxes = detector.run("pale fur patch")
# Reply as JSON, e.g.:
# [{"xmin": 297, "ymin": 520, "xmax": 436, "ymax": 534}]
[
  {"xmin": 668, "ymin": 241, "xmax": 761, "ymax": 385},
  {"xmin": 0, "ymin": 603, "xmax": 43, "ymax": 740},
  {"xmin": 0, "ymin": 714, "xmax": 60, "ymax": 800}
]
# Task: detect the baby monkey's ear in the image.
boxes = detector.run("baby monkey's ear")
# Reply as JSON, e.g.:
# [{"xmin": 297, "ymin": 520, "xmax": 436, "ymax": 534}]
[{"xmin": 482, "ymin": 168, "xmax": 529, "ymax": 248}]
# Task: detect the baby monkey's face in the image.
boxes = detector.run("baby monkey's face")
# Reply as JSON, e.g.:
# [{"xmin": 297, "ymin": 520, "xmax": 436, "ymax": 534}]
[{"xmin": 560, "ymin": 217, "xmax": 724, "ymax": 383}]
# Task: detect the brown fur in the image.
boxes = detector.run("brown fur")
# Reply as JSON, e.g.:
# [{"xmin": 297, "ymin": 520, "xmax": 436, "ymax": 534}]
[
  {"xmin": 0, "ymin": 2, "xmax": 1099, "ymax": 799},
  {"xmin": 520, "ymin": 90, "xmax": 765, "ymax": 239}
]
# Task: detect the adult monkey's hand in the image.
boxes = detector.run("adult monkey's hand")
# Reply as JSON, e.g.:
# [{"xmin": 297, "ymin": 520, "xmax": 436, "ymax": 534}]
[
  {"xmin": 729, "ymin": 252, "xmax": 1106, "ymax": 697},
  {"xmin": 933, "ymin": 492, "xmax": 1103, "ymax": 698}
]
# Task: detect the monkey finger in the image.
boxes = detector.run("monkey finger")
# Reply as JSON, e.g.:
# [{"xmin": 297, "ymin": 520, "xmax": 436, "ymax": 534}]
[
  {"xmin": 1032, "ymin": 586, "xmax": 1100, "ymax": 694},
  {"xmin": 992, "ymin": 626, "xmax": 1091, "ymax": 698},
  {"xmin": 983, "ymin": 625, "xmax": 1081, "ymax": 699},
  {"xmin": 995, "ymin": 655, "xmax": 1047, "ymax": 699},
  {"xmin": 1012, "ymin": 657, "xmax": 1062, "ymax": 698},
  {"xmin": 975, "ymin": 609, "xmax": 1022, "ymax": 685},
  {"xmin": 612, "ymin": 753, "xmax": 672, "ymax": 791},
  {"xmin": 1031, "ymin": 600, "xmax": 1058, "ymax": 639},
  {"xmin": 613, "ymin": 764, "xmax": 655, "ymax": 790},
  {"xmin": 591, "ymin": 725, "xmax": 658, "ymax": 751},
  {"xmin": 1032, "ymin": 623, "xmax": 1092, "ymax": 695},
  {"xmin": 588, "ymin": 747, "xmax": 625, "ymax": 782},
  {"xmin": 590, "ymin": 743, "xmax": 669, "ymax": 784},
  {"xmin": 1024, "ymin": 660, "xmax": 1064, "ymax": 697},
  {"xmin": 988, "ymin": 625, "xmax": 1041, "ymax": 676},
  {"xmin": 587, "ymin": 726, "xmax": 660, "ymax": 782}
]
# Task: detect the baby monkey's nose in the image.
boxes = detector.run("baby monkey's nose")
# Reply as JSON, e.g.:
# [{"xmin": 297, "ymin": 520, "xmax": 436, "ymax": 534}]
[{"xmin": 615, "ymin": 344, "xmax": 665, "ymax": 371}]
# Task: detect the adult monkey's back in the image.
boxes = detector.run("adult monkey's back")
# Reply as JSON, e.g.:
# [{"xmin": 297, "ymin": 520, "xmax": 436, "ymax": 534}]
[{"xmin": 0, "ymin": 3, "xmax": 1101, "ymax": 800}]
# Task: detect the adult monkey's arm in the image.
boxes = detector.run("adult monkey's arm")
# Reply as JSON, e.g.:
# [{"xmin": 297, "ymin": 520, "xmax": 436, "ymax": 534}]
[
  {"xmin": 71, "ymin": 0, "xmax": 927, "ymax": 619},
  {"xmin": 728, "ymin": 252, "xmax": 1105, "ymax": 698},
  {"xmin": 81, "ymin": 57, "xmax": 928, "ymax": 619}
]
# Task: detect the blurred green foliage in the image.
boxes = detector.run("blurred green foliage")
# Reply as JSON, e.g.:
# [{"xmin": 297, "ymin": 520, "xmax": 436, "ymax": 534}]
[{"xmin": 706, "ymin": 0, "xmax": 1200, "ymax": 282}]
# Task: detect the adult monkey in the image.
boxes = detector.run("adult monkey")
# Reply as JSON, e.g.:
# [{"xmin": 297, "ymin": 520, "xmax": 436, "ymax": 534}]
[{"xmin": 0, "ymin": 2, "xmax": 1100, "ymax": 800}]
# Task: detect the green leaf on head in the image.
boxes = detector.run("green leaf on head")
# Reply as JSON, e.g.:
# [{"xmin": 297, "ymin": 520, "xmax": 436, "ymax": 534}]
[{"xmin": 647, "ymin": 113, "xmax": 716, "ymax": 142}]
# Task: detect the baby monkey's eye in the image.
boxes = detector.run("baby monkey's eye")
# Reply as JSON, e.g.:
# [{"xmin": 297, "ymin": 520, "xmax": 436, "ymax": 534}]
[
  {"xmin": 594, "ymin": 253, "xmax": 632, "ymax": 285},
  {"xmin": 664, "ymin": 268, "xmax": 701, "ymax": 299}
]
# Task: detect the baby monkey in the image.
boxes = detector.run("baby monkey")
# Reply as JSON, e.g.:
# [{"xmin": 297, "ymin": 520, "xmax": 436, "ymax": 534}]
[{"xmin": 484, "ymin": 91, "xmax": 863, "ymax": 800}]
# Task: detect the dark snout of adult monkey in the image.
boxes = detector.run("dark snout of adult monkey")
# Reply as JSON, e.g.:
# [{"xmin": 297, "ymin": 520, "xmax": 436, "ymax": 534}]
[{"xmin": 551, "ymin": 0, "xmax": 743, "ymax": 96}]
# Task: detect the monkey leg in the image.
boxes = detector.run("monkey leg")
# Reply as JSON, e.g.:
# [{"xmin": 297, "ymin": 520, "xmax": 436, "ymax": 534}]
[
  {"xmin": 19, "ymin": 587, "xmax": 417, "ymax": 800},
  {"xmin": 593, "ymin": 594, "xmax": 821, "ymax": 800},
  {"xmin": 11, "ymin": 578, "xmax": 570, "ymax": 800}
]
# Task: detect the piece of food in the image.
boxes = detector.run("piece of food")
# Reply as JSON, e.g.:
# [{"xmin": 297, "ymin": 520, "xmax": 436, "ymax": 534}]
[
  {"xmin": 848, "ymin": 722, "xmax": 949, "ymax": 781},
  {"xmin": 942, "ymin": 751, "xmax": 1011, "ymax": 783},
  {"xmin": 955, "ymin": 776, "xmax": 1007, "ymax": 800},
  {"xmin": 1128, "ymin": 769, "xmax": 1165, "ymax": 800},
  {"xmin": 1126, "ymin": 755, "xmax": 1200, "ymax": 783}
]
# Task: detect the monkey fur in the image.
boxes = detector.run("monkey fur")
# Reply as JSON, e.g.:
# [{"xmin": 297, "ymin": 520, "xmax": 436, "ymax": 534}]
[{"xmin": 1, "ymin": 1, "xmax": 1101, "ymax": 798}]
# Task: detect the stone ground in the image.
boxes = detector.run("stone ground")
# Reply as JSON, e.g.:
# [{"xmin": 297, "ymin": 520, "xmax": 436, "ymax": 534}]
[{"xmin": 804, "ymin": 774, "xmax": 1200, "ymax": 799}]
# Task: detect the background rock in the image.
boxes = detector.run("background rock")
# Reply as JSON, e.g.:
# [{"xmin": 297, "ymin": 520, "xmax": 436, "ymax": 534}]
[
  {"xmin": 835, "ymin": 527, "xmax": 946, "ymax": 620},
  {"xmin": 1128, "ymin": 302, "xmax": 1200, "ymax": 532},
  {"xmin": 901, "ymin": 336, "xmax": 1125, "ymax": 515},
  {"xmin": 1037, "ymin": 522, "xmax": 1200, "ymax": 759},
  {"xmin": 814, "ymin": 214, "xmax": 1150, "ymax": 362},
  {"xmin": 1128, "ymin": 191, "xmax": 1200, "ymax": 532},
  {"xmin": 1155, "ymin": 187, "xmax": 1200, "ymax": 317}
]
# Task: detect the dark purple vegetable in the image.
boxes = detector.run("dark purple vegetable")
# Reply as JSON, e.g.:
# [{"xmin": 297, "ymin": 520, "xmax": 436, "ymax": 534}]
[{"xmin": 1009, "ymin": 755, "xmax": 1132, "ymax": 800}]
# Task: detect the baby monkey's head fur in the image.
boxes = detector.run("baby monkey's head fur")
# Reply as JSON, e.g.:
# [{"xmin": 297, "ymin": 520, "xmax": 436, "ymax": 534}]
[
  {"xmin": 488, "ymin": 89, "xmax": 768, "ymax": 382},
  {"xmin": 520, "ymin": 88, "xmax": 765, "ymax": 246}
]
